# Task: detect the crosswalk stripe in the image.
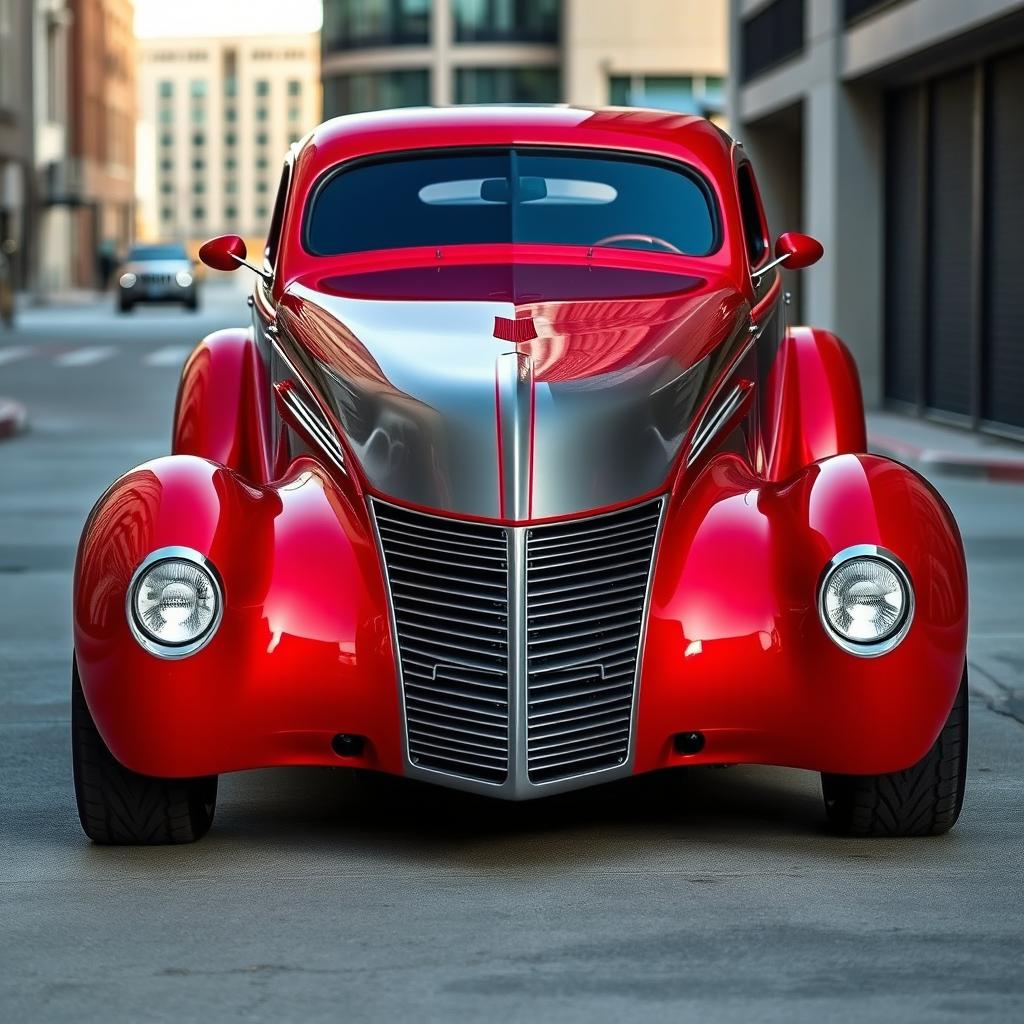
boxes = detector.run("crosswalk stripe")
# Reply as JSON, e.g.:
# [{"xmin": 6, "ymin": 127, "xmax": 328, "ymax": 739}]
[
  {"xmin": 54, "ymin": 346, "xmax": 116, "ymax": 368},
  {"xmin": 0, "ymin": 346, "xmax": 31, "ymax": 366},
  {"xmin": 143, "ymin": 345, "xmax": 192, "ymax": 367}
]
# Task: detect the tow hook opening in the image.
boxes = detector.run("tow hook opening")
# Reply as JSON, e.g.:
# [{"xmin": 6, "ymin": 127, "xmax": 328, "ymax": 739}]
[
  {"xmin": 331, "ymin": 734, "xmax": 366, "ymax": 758},
  {"xmin": 674, "ymin": 731, "xmax": 706, "ymax": 755}
]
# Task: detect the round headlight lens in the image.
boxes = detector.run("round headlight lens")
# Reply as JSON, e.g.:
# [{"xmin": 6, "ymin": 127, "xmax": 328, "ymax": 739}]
[
  {"xmin": 821, "ymin": 556, "xmax": 909, "ymax": 646},
  {"xmin": 175, "ymin": 270, "xmax": 193, "ymax": 288},
  {"xmin": 119, "ymin": 272, "xmax": 137, "ymax": 288},
  {"xmin": 130, "ymin": 556, "xmax": 220, "ymax": 650}
]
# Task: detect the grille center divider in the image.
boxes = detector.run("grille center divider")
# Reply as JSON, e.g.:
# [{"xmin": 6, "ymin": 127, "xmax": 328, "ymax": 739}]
[{"xmin": 371, "ymin": 497, "xmax": 664, "ymax": 798}]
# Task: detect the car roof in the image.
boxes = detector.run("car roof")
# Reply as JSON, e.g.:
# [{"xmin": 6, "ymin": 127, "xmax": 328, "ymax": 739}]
[{"xmin": 293, "ymin": 105, "xmax": 736, "ymax": 184}]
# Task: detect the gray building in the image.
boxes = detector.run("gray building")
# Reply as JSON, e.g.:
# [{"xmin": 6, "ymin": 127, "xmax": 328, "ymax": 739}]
[
  {"xmin": 0, "ymin": 0, "xmax": 35, "ymax": 290},
  {"xmin": 729, "ymin": 0, "xmax": 1024, "ymax": 438}
]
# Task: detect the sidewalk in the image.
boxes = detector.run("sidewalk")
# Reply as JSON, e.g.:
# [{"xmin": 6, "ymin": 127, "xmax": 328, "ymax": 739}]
[{"xmin": 868, "ymin": 410, "xmax": 1024, "ymax": 483}]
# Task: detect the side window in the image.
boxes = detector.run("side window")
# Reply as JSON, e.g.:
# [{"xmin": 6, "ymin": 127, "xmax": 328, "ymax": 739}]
[
  {"xmin": 264, "ymin": 162, "xmax": 291, "ymax": 272},
  {"xmin": 736, "ymin": 162, "xmax": 770, "ymax": 270}
]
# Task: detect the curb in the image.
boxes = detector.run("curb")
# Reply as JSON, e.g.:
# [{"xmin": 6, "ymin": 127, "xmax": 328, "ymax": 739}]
[
  {"xmin": 0, "ymin": 398, "xmax": 28, "ymax": 441},
  {"xmin": 869, "ymin": 433, "xmax": 1024, "ymax": 483}
]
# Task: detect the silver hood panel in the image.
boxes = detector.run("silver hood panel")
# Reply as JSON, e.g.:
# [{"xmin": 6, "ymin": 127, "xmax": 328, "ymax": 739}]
[{"xmin": 281, "ymin": 271, "xmax": 749, "ymax": 520}]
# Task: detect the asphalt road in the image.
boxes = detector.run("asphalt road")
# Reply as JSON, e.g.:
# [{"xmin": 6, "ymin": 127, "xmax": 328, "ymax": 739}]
[{"xmin": 1, "ymin": 285, "xmax": 1022, "ymax": 1023}]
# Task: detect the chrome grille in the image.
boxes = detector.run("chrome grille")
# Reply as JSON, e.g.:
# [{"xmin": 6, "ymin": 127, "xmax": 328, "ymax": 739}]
[
  {"xmin": 373, "ymin": 502, "xmax": 510, "ymax": 784},
  {"xmin": 373, "ymin": 497, "xmax": 663, "ymax": 794},
  {"xmin": 138, "ymin": 272, "xmax": 175, "ymax": 286},
  {"xmin": 525, "ymin": 502, "xmax": 662, "ymax": 783}
]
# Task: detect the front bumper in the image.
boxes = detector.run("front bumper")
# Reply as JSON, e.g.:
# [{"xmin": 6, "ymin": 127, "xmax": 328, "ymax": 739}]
[{"xmin": 73, "ymin": 452, "xmax": 968, "ymax": 792}]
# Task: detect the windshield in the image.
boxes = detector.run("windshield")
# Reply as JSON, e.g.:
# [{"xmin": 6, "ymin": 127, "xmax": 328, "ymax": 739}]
[
  {"xmin": 127, "ymin": 245, "xmax": 189, "ymax": 262},
  {"xmin": 306, "ymin": 148, "xmax": 718, "ymax": 257}
]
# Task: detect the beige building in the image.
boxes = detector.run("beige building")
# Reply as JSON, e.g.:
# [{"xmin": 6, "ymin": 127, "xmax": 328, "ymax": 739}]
[
  {"xmin": 321, "ymin": 0, "xmax": 726, "ymax": 118},
  {"xmin": 137, "ymin": 33, "xmax": 320, "ymax": 246}
]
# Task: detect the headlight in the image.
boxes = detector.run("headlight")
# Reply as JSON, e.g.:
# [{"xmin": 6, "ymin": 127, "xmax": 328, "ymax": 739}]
[
  {"xmin": 119, "ymin": 272, "xmax": 137, "ymax": 288},
  {"xmin": 818, "ymin": 546, "xmax": 913, "ymax": 656},
  {"xmin": 127, "ymin": 547, "xmax": 223, "ymax": 658},
  {"xmin": 176, "ymin": 270, "xmax": 193, "ymax": 288}
]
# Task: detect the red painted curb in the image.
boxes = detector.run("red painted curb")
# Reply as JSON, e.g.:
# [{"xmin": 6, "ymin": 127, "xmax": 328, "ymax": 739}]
[
  {"xmin": 869, "ymin": 433, "xmax": 1024, "ymax": 483},
  {"xmin": 0, "ymin": 398, "xmax": 28, "ymax": 441}
]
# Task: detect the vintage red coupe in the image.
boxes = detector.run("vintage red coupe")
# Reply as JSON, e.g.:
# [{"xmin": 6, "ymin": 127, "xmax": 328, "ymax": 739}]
[{"xmin": 72, "ymin": 107, "xmax": 968, "ymax": 844}]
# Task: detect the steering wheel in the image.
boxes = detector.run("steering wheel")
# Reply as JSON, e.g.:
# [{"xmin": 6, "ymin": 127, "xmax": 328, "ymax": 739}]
[{"xmin": 592, "ymin": 233, "xmax": 683, "ymax": 254}]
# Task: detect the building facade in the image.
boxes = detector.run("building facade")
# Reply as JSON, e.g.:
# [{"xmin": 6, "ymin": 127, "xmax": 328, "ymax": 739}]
[
  {"xmin": 729, "ymin": 0, "xmax": 1024, "ymax": 437},
  {"xmin": 321, "ymin": 0, "xmax": 727, "ymax": 117},
  {"xmin": 0, "ymin": 0, "xmax": 36, "ymax": 291},
  {"xmin": 137, "ymin": 33, "xmax": 320, "ymax": 247},
  {"xmin": 67, "ymin": 0, "xmax": 137, "ymax": 288}
]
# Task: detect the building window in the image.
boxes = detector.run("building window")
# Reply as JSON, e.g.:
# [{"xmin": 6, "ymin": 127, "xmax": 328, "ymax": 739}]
[
  {"xmin": 190, "ymin": 79, "xmax": 207, "ymax": 98},
  {"xmin": 257, "ymin": 180, "xmax": 269, "ymax": 193},
  {"xmin": 226, "ymin": 179, "xmax": 238, "ymax": 194},
  {"xmin": 741, "ymin": 0, "xmax": 805, "ymax": 83},
  {"xmin": 609, "ymin": 74, "xmax": 725, "ymax": 117},
  {"xmin": 226, "ymin": 204, "xmax": 237, "ymax": 220},
  {"xmin": 161, "ymin": 207, "xmax": 174, "ymax": 222},
  {"xmin": 192, "ymin": 131, "xmax": 205, "ymax": 147},
  {"xmin": 225, "ymin": 131, "xmax": 237, "ymax": 147},
  {"xmin": 256, "ymin": 131, "xmax": 269, "ymax": 146},
  {"xmin": 288, "ymin": 105, "xmax": 301, "ymax": 122},
  {"xmin": 192, "ymin": 158, "xmax": 205, "ymax": 171},
  {"xmin": 160, "ymin": 158, "xmax": 173, "ymax": 172},
  {"xmin": 255, "ymin": 79, "xmax": 270, "ymax": 97},
  {"xmin": 453, "ymin": 0, "xmax": 559, "ymax": 43},
  {"xmin": 454, "ymin": 67, "xmax": 560, "ymax": 104},
  {"xmin": 256, "ymin": 156, "xmax": 269, "ymax": 170},
  {"xmin": 323, "ymin": 68, "xmax": 430, "ymax": 116},
  {"xmin": 225, "ymin": 156, "xmax": 237, "ymax": 170},
  {"xmin": 193, "ymin": 180, "xmax": 206, "ymax": 195},
  {"xmin": 256, "ymin": 106, "xmax": 269, "ymax": 121},
  {"xmin": 160, "ymin": 132, "xmax": 173, "ymax": 147},
  {"xmin": 256, "ymin": 205, "xmax": 269, "ymax": 219},
  {"xmin": 322, "ymin": 0, "xmax": 430, "ymax": 51},
  {"xmin": 160, "ymin": 181, "xmax": 173, "ymax": 194},
  {"xmin": 191, "ymin": 105, "xmax": 205, "ymax": 124},
  {"xmin": 158, "ymin": 80, "xmax": 174, "ymax": 99},
  {"xmin": 193, "ymin": 205, "xmax": 205, "ymax": 221},
  {"xmin": 225, "ymin": 106, "xmax": 237, "ymax": 122},
  {"xmin": 159, "ymin": 107, "xmax": 174, "ymax": 124},
  {"xmin": 844, "ymin": 0, "xmax": 905, "ymax": 24},
  {"xmin": 288, "ymin": 79, "xmax": 302, "ymax": 97},
  {"xmin": 224, "ymin": 75, "xmax": 237, "ymax": 98}
]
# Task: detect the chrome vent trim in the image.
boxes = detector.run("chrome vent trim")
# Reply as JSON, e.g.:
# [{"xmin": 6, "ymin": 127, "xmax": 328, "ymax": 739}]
[
  {"xmin": 687, "ymin": 382, "xmax": 747, "ymax": 468},
  {"xmin": 371, "ymin": 496, "xmax": 665, "ymax": 798},
  {"xmin": 280, "ymin": 385, "xmax": 347, "ymax": 474}
]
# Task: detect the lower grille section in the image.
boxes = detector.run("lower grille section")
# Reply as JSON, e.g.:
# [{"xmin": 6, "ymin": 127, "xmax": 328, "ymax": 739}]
[
  {"xmin": 525, "ymin": 502, "xmax": 663, "ymax": 782},
  {"xmin": 374, "ymin": 503, "xmax": 510, "ymax": 783},
  {"xmin": 372, "ymin": 497, "xmax": 663, "ymax": 794}
]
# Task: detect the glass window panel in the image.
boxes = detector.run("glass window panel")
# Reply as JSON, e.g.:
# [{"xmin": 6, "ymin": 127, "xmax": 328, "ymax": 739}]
[
  {"xmin": 453, "ymin": 0, "xmax": 559, "ymax": 43},
  {"xmin": 454, "ymin": 67, "xmax": 559, "ymax": 104},
  {"xmin": 323, "ymin": 69, "xmax": 430, "ymax": 116}
]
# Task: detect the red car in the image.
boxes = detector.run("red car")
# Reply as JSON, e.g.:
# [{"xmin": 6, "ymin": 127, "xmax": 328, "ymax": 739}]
[{"xmin": 72, "ymin": 107, "xmax": 968, "ymax": 844}]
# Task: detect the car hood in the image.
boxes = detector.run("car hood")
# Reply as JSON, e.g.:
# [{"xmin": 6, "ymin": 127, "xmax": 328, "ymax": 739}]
[
  {"xmin": 278, "ymin": 261, "xmax": 750, "ymax": 521},
  {"xmin": 122, "ymin": 260, "xmax": 191, "ymax": 275}
]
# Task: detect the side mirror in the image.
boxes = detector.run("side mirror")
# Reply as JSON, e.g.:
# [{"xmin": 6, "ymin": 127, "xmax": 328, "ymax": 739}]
[
  {"xmin": 751, "ymin": 231, "xmax": 824, "ymax": 281},
  {"xmin": 199, "ymin": 234, "xmax": 247, "ymax": 272},
  {"xmin": 774, "ymin": 231, "xmax": 824, "ymax": 270}
]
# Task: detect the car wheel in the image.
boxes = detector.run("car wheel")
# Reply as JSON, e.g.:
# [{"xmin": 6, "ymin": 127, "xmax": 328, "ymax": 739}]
[
  {"xmin": 118, "ymin": 299, "xmax": 134, "ymax": 314},
  {"xmin": 71, "ymin": 658, "xmax": 217, "ymax": 844},
  {"xmin": 821, "ymin": 666, "xmax": 968, "ymax": 837},
  {"xmin": 184, "ymin": 295, "xmax": 199, "ymax": 312}
]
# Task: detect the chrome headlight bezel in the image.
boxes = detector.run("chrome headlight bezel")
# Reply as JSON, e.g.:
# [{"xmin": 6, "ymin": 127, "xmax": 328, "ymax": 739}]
[
  {"xmin": 817, "ymin": 544, "xmax": 914, "ymax": 657},
  {"xmin": 126, "ymin": 546, "xmax": 223, "ymax": 659}
]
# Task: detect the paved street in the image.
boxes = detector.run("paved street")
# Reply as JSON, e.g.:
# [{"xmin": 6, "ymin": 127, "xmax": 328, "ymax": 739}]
[{"xmin": 1, "ymin": 285, "xmax": 1022, "ymax": 1023}]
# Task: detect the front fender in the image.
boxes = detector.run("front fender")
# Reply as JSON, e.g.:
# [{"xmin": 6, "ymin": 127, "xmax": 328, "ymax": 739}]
[
  {"xmin": 73, "ymin": 454, "xmax": 403, "ymax": 777},
  {"xmin": 635, "ymin": 452, "xmax": 967, "ymax": 776}
]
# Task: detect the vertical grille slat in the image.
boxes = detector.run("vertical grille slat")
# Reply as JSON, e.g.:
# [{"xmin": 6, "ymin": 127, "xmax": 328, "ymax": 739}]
[
  {"xmin": 375, "ymin": 502, "xmax": 510, "ymax": 784},
  {"xmin": 526, "ymin": 502, "xmax": 662, "ymax": 784},
  {"xmin": 374, "ymin": 497, "xmax": 662, "ymax": 792}
]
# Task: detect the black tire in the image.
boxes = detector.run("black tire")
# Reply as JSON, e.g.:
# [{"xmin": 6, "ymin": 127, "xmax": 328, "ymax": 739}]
[
  {"xmin": 822, "ymin": 667, "xmax": 968, "ymax": 837},
  {"xmin": 71, "ymin": 659, "xmax": 217, "ymax": 844},
  {"xmin": 184, "ymin": 295, "xmax": 199, "ymax": 312},
  {"xmin": 118, "ymin": 299, "xmax": 133, "ymax": 314}
]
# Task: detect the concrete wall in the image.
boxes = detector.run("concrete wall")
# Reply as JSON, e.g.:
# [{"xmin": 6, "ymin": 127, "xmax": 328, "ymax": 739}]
[{"xmin": 728, "ymin": 0, "xmax": 1024, "ymax": 408}]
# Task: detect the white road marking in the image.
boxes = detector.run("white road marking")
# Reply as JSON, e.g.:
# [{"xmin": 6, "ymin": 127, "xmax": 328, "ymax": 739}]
[
  {"xmin": 54, "ymin": 346, "xmax": 116, "ymax": 368},
  {"xmin": 143, "ymin": 345, "xmax": 191, "ymax": 367},
  {"xmin": 0, "ymin": 346, "xmax": 31, "ymax": 366}
]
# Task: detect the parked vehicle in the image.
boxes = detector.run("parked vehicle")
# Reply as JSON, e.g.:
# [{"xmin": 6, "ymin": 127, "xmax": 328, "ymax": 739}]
[
  {"xmin": 116, "ymin": 242, "xmax": 199, "ymax": 313},
  {"xmin": 72, "ymin": 107, "xmax": 968, "ymax": 843}
]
